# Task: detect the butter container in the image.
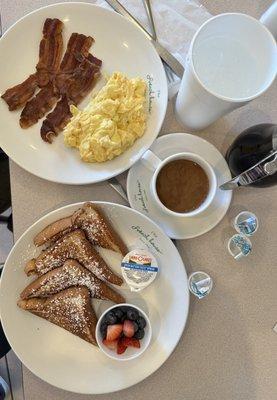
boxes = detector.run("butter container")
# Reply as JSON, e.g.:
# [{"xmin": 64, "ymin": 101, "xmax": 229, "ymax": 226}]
[{"xmin": 121, "ymin": 249, "xmax": 158, "ymax": 292}]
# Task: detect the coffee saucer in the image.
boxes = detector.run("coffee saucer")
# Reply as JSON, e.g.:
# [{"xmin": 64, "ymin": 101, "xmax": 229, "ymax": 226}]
[{"xmin": 127, "ymin": 133, "xmax": 232, "ymax": 239}]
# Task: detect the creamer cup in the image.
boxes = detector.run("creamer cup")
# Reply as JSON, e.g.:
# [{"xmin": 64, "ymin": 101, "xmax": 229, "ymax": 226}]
[{"xmin": 121, "ymin": 249, "xmax": 158, "ymax": 292}]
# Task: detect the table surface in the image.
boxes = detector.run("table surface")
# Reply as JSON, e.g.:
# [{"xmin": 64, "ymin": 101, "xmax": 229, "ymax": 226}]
[{"xmin": 2, "ymin": 0, "xmax": 277, "ymax": 399}]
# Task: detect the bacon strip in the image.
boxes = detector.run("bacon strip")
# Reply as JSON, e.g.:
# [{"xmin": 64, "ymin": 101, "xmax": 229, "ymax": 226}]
[
  {"xmin": 68, "ymin": 54, "xmax": 102, "ymax": 104},
  {"xmin": 40, "ymin": 54, "xmax": 102, "ymax": 143},
  {"xmin": 58, "ymin": 33, "xmax": 94, "ymax": 75},
  {"xmin": 1, "ymin": 74, "xmax": 38, "ymax": 111},
  {"xmin": 54, "ymin": 33, "xmax": 94, "ymax": 95},
  {"xmin": 20, "ymin": 84, "xmax": 59, "ymax": 129},
  {"xmin": 1, "ymin": 18, "xmax": 63, "ymax": 111},
  {"xmin": 40, "ymin": 95, "xmax": 72, "ymax": 142},
  {"xmin": 36, "ymin": 18, "xmax": 64, "ymax": 87},
  {"xmin": 20, "ymin": 33, "xmax": 94, "ymax": 130}
]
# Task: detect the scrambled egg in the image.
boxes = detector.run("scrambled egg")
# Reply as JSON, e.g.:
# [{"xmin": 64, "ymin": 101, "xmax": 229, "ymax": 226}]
[{"xmin": 63, "ymin": 72, "xmax": 147, "ymax": 162}]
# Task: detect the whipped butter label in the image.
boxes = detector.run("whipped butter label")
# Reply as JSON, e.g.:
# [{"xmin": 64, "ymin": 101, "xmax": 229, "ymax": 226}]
[{"xmin": 121, "ymin": 249, "xmax": 158, "ymax": 291}]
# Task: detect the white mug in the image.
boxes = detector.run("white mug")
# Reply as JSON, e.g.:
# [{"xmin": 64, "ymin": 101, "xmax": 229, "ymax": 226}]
[
  {"xmin": 175, "ymin": 12, "xmax": 277, "ymax": 130},
  {"xmin": 141, "ymin": 150, "xmax": 217, "ymax": 217}
]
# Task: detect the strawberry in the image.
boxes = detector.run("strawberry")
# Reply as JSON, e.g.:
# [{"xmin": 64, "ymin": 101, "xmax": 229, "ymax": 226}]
[
  {"xmin": 102, "ymin": 339, "xmax": 118, "ymax": 350},
  {"xmin": 106, "ymin": 324, "xmax": 123, "ymax": 341},
  {"xmin": 123, "ymin": 319, "xmax": 135, "ymax": 338},
  {"xmin": 122, "ymin": 337, "xmax": 140, "ymax": 348},
  {"xmin": 117, "ymin": 338, "xmax": 127, "ymax": 355}
]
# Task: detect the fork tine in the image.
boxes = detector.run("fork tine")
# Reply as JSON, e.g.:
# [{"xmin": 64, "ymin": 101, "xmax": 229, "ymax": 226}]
[
  {"xmin": 167, "ymin": 65, "xmax": 174, "ymax": 81},
  {"xmin": 164, "ymin": 63, "xmax": 174, "ymax": 84},
  {"xmin": 0, "ymin": 12, "xmax": 2, "ymax": 37}
]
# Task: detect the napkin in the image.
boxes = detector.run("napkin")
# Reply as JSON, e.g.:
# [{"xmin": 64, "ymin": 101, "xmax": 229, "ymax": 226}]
[{"xmin": 95, "ymin": 0, "xmax": 211, "ymax": 56}]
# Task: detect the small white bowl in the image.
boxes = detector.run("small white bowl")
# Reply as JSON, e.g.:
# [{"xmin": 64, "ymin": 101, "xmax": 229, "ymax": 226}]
[{"xmin": 96, "ymin": 303, "xmax": 152, "ymax": 361}]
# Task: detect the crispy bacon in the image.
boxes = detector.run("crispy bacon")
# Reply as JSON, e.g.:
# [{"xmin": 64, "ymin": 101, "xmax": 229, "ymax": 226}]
[
  {"xmin": 2, "ymin": 20, "xmax": 102, "ymax": 143},
  {"xmin": 41, "ymin": 55, "xmax": 102, "ymax": 143},
  {"xmin": 20, "ymin": 83, "xmax": 59, "ymax": 129},
  {"xmin": 67, "ymin": 54, "xmax": 102, "ymax": 104},
  {"xmin": 40, "ymin": 95, "xmax": 72, "ymax": 143},
  {"xmin": 55, "ymin": 33, "xmax": 94, "ymax": 94},
  {"xmin": 20, "ymin": 33, "xmax": 94, "ymax": 129},
  {"xmin": 1, "ymin": 74, "xmax": 38, "ymax": 111},
  {"xmin": 36, "ymin": 18, "xmax": 64, "ymax": 87},
  {"xmin": 1, "ymin": 18, "xmax": 63, "ymax": 111},
  {"xmin": 58, "ymin": 33, "xmax": 93, "ymax": 74}
]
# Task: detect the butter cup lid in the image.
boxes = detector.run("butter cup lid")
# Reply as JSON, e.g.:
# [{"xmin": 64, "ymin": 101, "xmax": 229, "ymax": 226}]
[{"xmin": 121, "ymin": 249, "xmax": 158, "ymax": 292}]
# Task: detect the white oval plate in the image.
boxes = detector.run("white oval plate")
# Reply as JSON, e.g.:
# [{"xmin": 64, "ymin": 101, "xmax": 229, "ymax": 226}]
[
  {"xmin": 0, "ymin": 202, "xmax": 188, "ymax": 394},
  {"xmin": 0, "ymin": 3, "xmax": 167, "ymax": 184}
]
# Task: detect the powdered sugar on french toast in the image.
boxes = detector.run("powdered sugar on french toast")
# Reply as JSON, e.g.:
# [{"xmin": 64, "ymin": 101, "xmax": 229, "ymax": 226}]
[
  {"xmin": 29, "ymin": 262, "xmax": 102, "ymax": 298},
  {"xmin": 35, "ymin": 230, "xmax": 113, "ymax": 281},
  {"xmin": 27, "ymin": 288, "xmax": 96, "ymax": 339}
]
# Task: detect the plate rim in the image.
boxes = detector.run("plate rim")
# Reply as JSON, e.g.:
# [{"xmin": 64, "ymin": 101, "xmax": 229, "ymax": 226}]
[
  {"xmin": 127, "ymin": 132, "xmax": 233, "ymax": 239},
  {"xmin": 0, "ymin": 201, "xmax": 189, "ymax": 394},
  {"xmin": 0, "ymin": 2, "xmax": 168, "ymax": 185}
]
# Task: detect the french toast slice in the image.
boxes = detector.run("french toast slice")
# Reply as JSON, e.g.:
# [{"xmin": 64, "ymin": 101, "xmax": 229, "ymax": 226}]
[
  {"xmin": 17, "ymin": 287, "xmax": 98, "ymax": 345},
  {"xmin": 33, "ymin": 209, "xmax": 81, "ymax": 246},
  {"xmin": 33, "ymin": 202, "xmax": 128, "ymax": 255},
  {"xmin": 25, "ymin": 230, "xmax": 123, "ymax": 286},
  {"xmin": 75, "ymin": 203, "xmax": 128, "ymax": 255},
  {"xmin": 21, "ymin": 259, "xmax": 125, "ymax": 303}
]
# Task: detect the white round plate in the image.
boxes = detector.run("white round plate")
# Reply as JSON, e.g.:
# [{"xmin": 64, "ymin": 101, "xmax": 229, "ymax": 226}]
[
  {"xmin": 0, "ymin": 202, "xmax": 188, "ymax": 394},
  {"xmin": 0, "ymin": 3, "xmax": 167, "ymax": 184},
  {"xmin": 127, "ymin": 133, "xmax": 232, "ymax": 239}
]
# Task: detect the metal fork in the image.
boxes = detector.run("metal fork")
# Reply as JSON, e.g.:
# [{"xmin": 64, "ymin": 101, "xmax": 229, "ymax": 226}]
[
  {"xmin": 164, "ymin": 62, "xmax": 177, "ymax": 85},
  {"xmin": 0, "ymin": 10, "xmax": 2, "ymax": 37},
  {"xmin": 142, "ymin": 0, "xmax": 180, "ymax": 88},
  {"xmin": 143, "ymin": 0, "xmax": 157, "ymax": 41},
  {"xmin": 142, "ymin": 0, "xmax": 176, "ymax": 85}
]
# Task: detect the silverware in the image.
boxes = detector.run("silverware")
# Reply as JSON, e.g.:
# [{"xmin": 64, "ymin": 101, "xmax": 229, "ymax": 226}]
[
  {"xmin": 220, "ymin": 150, "xmax": 277, "ymax": 190},
  {"xmin": 164, "ymin": 60, "xmax": 178, "ymax": 85},
  {"xmin": 108, "ymin": 177, "xmax": 129, "ymax": 203},
  {"xmin": 105, "ymin": 0, "xmax": 184, "ymax": 78},
  {"xmin": 142, "ymin": 0, "xmax": 180, "ymax": 88},
  {"xmin": 0, "ymin": 11, "xmax": 2, "ymax": 37},
  {"xmin": 142, "ymin": 0, "xmax": 157, "ymax": 40}
]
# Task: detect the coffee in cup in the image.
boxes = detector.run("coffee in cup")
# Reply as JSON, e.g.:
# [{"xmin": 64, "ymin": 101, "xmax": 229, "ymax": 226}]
[
  {"xmin": 156, "ymin": 159, "xmax": 209, "ymax": 213},
  {"xmin": 140, "ymin": 150, "xmax": 217, "ymax": 217}
]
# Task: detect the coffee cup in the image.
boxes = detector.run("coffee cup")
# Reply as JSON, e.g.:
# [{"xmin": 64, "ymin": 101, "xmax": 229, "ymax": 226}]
[{"xmin": 141, "ymin": 150, "xmax": 217, "ymax": 217}]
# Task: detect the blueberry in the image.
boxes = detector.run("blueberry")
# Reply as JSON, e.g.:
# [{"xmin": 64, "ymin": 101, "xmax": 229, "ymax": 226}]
[
  {"xmin": 134, "ymin": 329, "xmax": 145, "ymax": 340},
  {"xmin": 118, "ymin": 306, "xmax": 127, "ymax": 315},
  {"xmin": 126, "ymin": 308, "xmax": 139, "ymax": 321},
  {"xmin": 133, "ymin": 322, "xmax": 139, "ymax": 332},
  {"xmin": 100, "ymin": 323, "xmax": 108, "ymax": 338},
  {"xmin": 105, "ymin": 311, "xmax": 117, "ymax": 325},
  {"xmin": 137, "ymin": 316, "xmax": 146, "ymax": 329},
  {"xmin": 114, "ymin": 309, "xmax": 124, "ymax": 320}
]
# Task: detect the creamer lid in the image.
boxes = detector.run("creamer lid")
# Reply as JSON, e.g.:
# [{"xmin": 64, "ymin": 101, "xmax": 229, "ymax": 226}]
[{"xmin": 121, "ymin": 249, "xmax": 158, "ymax": 292}]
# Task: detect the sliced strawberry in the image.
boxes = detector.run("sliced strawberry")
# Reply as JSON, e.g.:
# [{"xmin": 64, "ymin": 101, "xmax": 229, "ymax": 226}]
[
  {"xmin": 102, "ymin": 339, "xmax": 118, "ymax": 350},
  {"xmin": 122, "ymin": 337, "xmax": 140, "ymax": 348},
  {"xmin": 117, "ymin": 338, "xmax": 127, "ymax": 355},
  {"xmin": 123, "ymin": 319, "xmax": 135, "ymax": 338},
  {"xmin": 106, "ymin": 324, "xmax": 123, "ymax": 341}
]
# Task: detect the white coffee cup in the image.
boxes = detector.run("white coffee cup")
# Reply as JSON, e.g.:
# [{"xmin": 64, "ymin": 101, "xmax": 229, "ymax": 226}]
[
  {"xmin": 175, "ymin": 12, "xmax": 277, "ymax": 130},
  {"xmin": 141, "ymin": 150, "xmax": 217, "ymax": 217}
]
